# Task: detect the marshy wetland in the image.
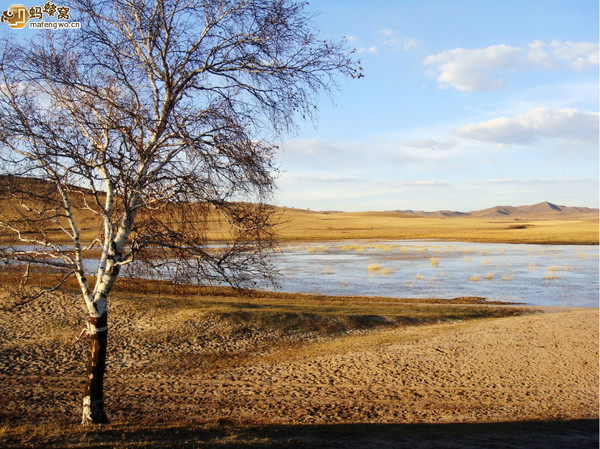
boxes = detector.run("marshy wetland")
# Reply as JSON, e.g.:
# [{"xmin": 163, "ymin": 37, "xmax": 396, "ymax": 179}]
[{"xmin": 272, "ymin": 240, "xmax": 599, "ymax": 307}]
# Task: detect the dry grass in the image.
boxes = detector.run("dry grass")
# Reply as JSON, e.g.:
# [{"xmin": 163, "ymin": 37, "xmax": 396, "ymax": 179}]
[
  {"xmin": 1, "ymin": 276, "xmax": 534, "ymax": 381},
  {"xmin": 1, "ymin": 178, "xmax": 597, "ymax": 245},
  {"xmin": 110, "ymin": 283, "xmax": 524, "ymax": 324},
  {"xmin": 2, "ymin": 199, "xmax": 597, "ymax": 246},
  {"xmin": 2, "ymin": 419, "xmax": 598, "ymax": 449},
  {"xmin": 2, "ymin": 275, "xmax": 595, "ymax": 449},
  {"xmin": 0, "ymin": 275, "xmax": 534, "ymax": 391},
  {"xmin": 367, "ymin": 263, "xmax": 382, "ymax": 273},
  {"xmin": 275, "ymin": 209, "xmax": 598, "ymax": 244}
]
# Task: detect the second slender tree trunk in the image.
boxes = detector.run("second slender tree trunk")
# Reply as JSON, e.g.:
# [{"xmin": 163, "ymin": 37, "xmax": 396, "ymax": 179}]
[{"xmin": 81, "ymin": 313, "xmax": 109, "ymax": 425}]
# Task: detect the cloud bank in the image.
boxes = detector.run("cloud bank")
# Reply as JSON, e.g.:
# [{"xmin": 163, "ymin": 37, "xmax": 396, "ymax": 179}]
[
  {"xmin": 454, "ymin": 107, "xmax": 599, "ymax": 145},
  {"xmin": 425, "ymin": 41, "xmax": 599, "ymax": 92}
]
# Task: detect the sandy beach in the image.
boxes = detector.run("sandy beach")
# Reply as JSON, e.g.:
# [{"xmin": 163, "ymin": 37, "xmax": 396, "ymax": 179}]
[
  {"xmin": 0, "ymin": 291, "xmax": 598, "ymax": 447},
  {"xmin": 196, "ymin": 309, "xmax": 598, "ymax": 425}
]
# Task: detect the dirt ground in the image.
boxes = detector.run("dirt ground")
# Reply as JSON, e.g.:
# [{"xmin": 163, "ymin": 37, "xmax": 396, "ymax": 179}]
[{"xmin": 0, "ymin": 292, "xmax": 598, "ymax": 448}]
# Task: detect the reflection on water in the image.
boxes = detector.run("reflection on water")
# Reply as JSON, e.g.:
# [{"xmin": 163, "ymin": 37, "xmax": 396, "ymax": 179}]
[{"xmin": 269, "ymin": 241, "xmax": 599, "ymax": 307}]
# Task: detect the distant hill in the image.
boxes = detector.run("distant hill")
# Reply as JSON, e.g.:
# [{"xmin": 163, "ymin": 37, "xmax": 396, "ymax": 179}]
[
  {"xmin": 1, "ymin": 176, "xmax": 597, "ymax": 225},
  {"xmin": 393, "ymin": 201, "xmax": 598, "ymax": 219}
]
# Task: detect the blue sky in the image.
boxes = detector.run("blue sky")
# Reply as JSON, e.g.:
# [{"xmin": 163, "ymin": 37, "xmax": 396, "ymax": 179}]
[
  {"xmin": 3, "ymin": 1, "xmax": 597, "ymax": 212},
  {"xmin": 275, "ymin": 0, "xmax": 599, "ymax": 212}
]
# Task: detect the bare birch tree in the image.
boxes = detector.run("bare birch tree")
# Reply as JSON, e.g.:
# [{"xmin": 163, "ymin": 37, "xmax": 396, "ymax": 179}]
[{"xmin": 0, "ymin": 0, "xmax": 359, "ymax": 424}]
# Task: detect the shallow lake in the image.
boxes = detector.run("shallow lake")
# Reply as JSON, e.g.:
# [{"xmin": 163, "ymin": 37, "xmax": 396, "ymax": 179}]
[{"xmin": 267, "ymin": 241, "xmax": 599, "ymax": 308}]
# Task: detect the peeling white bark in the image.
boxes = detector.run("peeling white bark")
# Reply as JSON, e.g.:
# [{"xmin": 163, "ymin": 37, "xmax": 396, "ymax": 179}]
[
  {"xmin": 81, "ymin": 395, "xmax": 107, "ymax": 425},
  {"xmin": 81, "ymin": 395, "xmax": 92, "ymax": 424}
]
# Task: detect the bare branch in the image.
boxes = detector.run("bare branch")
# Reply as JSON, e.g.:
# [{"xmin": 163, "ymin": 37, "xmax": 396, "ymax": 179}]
[
  {"xmin": 0, "ymin": 0, "xmax": 357, "ymax": 315},
  {"xmin": 0, "ymin": 272, "xmax": 74, "ymax": 311}
]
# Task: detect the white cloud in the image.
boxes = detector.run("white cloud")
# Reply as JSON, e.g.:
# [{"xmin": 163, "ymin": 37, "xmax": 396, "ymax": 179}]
[
  {"xmin": 454, "ymin": 107, "xmax": 599, "ymax": 145},
  {"xmin": 484, "ymin": 178, "xmax": 515, "ymax": 184},
  {"xmin": 285, "ymin": 175, "xmax": 362, "ymax": 184},
  {"xmin": 482, "ymin": 177, "xmax": 597, "ymax": 185},
  {"xmin": 347, "ymin": 30, "xmax": 418, "ymax": 54},
  {"xmin": 383, "ymin": 37, "xmax": 420, "ymax": 51},
  {"xmin": 280, "ymin": 138, "xmax": 341, "ymax": 157},
  {"xmin": 276, "ymin": 133, "xmax": 598, "ymax": 211},
  {"xmin": 376, "ymin": 29, "xmax": 419, "ymax": 51},
  {"xmin": 424, "ymin": 41, "xmax": 599, "ymax": 92},
  {"xmin": 424, "ymin": 44, "xmax": 522, "ymax": 92},
  {"xmin": 526, "ymin": 40, "xmax": 600, "ymax": 71},
  {"xmin": 377, "ymin": 29, "xmax": 396, "ymax": 37},
  {"xmin": 401, "ymin": 38, "xmax": 419, "ymax": 50},
  {"xmin": 357, "ymin": 45, "xmax": 378, "ymax": 54},
  {"xmin": 276, "ymin": 174, "xmax": 449, "ymax": 211},
  {"xmin": 346, "ymin": 35, "xmax": 378, "ymax": 54},
  {"xmin": 405, "ymin": 139, "xmax": 455, "ymax": 150},
  {"xmin": 550, "ymin": 41, "xmax": 599, "ymax": 71},
  {"xmin": 526, "ymin": 41, "xmax": 557, "ymax": 70}
]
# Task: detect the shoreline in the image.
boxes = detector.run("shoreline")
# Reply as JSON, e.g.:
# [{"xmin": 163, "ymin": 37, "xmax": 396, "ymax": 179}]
[{"xmin": 275, "ymin": 235, "xmax": 600, "ymax": 245}]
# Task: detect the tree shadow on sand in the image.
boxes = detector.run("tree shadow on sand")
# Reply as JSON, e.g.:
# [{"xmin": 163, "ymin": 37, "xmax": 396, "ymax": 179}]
[{"xmin": 4, "ymin": 419, "xmax": 598, "ymax": 449}]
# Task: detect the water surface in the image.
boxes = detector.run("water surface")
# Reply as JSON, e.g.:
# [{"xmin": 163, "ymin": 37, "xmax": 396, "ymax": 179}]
[{"xmin": 269, "ymin": 241, "xmax": 599, "ymax": 307}]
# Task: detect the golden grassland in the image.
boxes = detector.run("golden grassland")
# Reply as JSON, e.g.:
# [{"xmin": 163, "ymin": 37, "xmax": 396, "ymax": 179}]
[
  {"xmin": 0, "ymin": 176, "xmax": 596, "ymax": 245},
  {"xmin": 275, "ymin": 209, "xmax": 599, "ymax": 244},
  {"xmin": 19, "ymin": 212, "xmax": 599, "ymax": 245},
  {"xmin": 15, "ymin": 208, "xmax": 595, "ymax": 245}
]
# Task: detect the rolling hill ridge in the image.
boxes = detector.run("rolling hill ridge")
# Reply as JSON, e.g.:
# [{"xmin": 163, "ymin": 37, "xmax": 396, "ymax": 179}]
[{"xmin": 393, "ymin": 201, "xmax": 598, "ymax": 219}]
